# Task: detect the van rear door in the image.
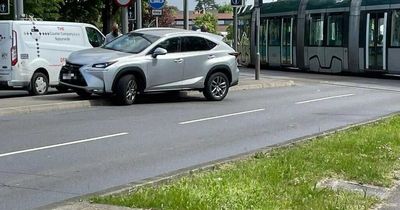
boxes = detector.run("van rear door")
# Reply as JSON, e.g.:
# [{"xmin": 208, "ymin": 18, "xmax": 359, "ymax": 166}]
[{"xmin": 0, "ymin": 22, "xmax": 12, "ymax": 75}]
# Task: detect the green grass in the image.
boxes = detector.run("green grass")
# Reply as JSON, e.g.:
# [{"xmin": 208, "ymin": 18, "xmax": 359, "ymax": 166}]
[{"xmin": 93, "ymin": 116, "xmax": 400, "ymax": 209}]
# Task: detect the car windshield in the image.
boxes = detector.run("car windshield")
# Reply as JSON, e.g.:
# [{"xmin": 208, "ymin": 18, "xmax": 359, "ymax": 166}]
[{"xmin": 102, "ymin": 33, "xmax": 159, "ymax": 53}]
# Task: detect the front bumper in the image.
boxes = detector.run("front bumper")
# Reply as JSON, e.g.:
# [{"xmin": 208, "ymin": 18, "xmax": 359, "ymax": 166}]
[{"xmin": 59, "ymin": 63, "xmax": 108, "ymax": 94}]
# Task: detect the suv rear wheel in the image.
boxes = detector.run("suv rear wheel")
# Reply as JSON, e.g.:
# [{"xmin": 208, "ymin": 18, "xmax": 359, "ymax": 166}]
[
  {"xmin": 203, "ymin": 72, "xmax": 229, "ymax": 101},
  {"xmin": 29, "ymin": 72, "xmax": 49, "ymax": 95},
  {"xmin": 115, "ymin": 74, "xmax": 138, "ymax": 105}
]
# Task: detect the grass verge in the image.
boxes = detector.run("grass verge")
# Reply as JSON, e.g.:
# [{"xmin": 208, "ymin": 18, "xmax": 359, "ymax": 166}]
[{"xmin": 93, "ymin": 116, "xmax": 400, "ymax": 209}]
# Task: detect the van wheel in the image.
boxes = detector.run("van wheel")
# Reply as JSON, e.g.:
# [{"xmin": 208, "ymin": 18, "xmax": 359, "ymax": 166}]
[
  {"xmin": 203, "ymin": 72, "xmax": 229, "ymax": 101},
  {"xmin": 76, "ymin": 90, "xmax": 92, "ymax": 99},
  {"xmin": 30, "ymin": 72, "xmax": 49, "ymax": 95},
  {"xmin": 115, "ymin": 74, "xmax": 138, "ymax": 105}
]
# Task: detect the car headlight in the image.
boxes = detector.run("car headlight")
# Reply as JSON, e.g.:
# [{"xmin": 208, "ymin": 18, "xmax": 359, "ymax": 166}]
[{"xmin": 92, "ymin": 61, "xmax": 117, "ymax": 69}]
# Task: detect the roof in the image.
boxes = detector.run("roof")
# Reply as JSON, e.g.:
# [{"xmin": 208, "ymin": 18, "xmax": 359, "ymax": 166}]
[{"xmin": 175, "ymin": 11, "xmax": 233, "ymax": 20}]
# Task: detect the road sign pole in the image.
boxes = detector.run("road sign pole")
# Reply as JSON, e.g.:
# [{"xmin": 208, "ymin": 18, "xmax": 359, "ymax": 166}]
[
  {"xmin": 136, "ymin": 0, "xmax": 142, "ymax": 29},
  {"xmin": 183, "ymin": 0, "xmax": 189, "ymax": 30},
  {"xmin": 121, "ymin": 6, "xmax": 128, "ymax": 33},
  {"xmin": 155, "ymin": 16, "xmax": 158, "ymax": 27}
]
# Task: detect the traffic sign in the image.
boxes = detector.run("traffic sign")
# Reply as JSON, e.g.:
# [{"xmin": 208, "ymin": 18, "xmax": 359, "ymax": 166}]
[
  {"xmin": 231, "ymin": 0, "xmax": 244, "ymax": 7},
  {"xmin": 128, "ymin": 4, "xmax": 136, "ymax": 20},
  {"xmin": 114, "ymin": 0, "xmax": 132, "ymax": 7},
  {"xmin": 149, "ymin": 0, "xmax": 165, "ymax": 10},
  {"xmin": 152, "ymin": 9, "xmax": 162, "ymax": 16},
  {"xmin": 0, "ymin": 0, "xmax": 10, "ymax": 15}
]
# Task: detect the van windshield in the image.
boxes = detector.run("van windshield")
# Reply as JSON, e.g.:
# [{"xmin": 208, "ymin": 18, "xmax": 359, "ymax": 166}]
[{"xmin": 102, "ymin": 33, "xmax": 159, "ymax": 53}]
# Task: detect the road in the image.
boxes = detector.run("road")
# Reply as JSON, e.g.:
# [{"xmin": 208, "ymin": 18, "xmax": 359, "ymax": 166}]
[{"xmin": 1, "ymin": 70, "xmax": 400, "ymax": 209}]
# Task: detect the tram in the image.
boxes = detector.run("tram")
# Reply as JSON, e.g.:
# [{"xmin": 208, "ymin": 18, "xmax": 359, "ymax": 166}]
[{"xmin": 237, "ymin": 0, "xmax": 400, "ymax": 74}]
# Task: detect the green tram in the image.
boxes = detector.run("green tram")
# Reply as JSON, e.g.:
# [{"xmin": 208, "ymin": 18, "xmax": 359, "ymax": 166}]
[{"xmin": 238, "ymin": 0, "xmax": 400, "ymax": 74}]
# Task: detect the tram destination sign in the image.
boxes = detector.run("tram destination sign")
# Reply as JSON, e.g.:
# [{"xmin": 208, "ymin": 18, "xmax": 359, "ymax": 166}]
[{"xmin": 0, "ymin": 0, "xmax": 10, "ymax": 15}]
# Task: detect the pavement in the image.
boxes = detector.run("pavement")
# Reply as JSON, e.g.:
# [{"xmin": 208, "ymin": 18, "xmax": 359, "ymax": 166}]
[{"xmin": 0, "ymin": 74, "xmax": 294, "ymax": 117}]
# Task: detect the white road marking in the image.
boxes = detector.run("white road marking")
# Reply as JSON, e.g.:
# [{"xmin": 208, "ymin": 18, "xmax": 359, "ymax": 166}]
[
  {"xmin": 0, "ymin": 132, "xmax": 128, "ymax": 158},
  {"xmin": 179, "ymin": 109, "xmax": 266, "ymax": 125},
  {"xmin": 296, "ymin": 94, "xmax": 355, "ymax": 105}
]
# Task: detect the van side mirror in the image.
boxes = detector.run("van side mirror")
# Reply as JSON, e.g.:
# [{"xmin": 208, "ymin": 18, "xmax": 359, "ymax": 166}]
[{"xmin": 152, "ymin": 47, "xmax": 168, "ymax": 58}]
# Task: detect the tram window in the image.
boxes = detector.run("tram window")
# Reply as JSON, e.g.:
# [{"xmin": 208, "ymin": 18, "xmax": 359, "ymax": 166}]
[
  {"xmin": 308, "ymin": 14, "xmax": 325, "ymax": 46},
  {"xmin": 327, "ymin": 14, "xmax": 344, "ymax": 46},
  {"xmin": 391, "ymin": 11, "xmax": 400, "ymax": 47},
  {"xmin": 269, "ymin": 19, "xmax": 281, "ymax": 46}
]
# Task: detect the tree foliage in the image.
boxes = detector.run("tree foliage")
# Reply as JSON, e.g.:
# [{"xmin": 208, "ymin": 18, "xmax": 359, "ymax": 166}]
[
  {"xmin": 194, "ymin": 12, "xmax": 217, "ymax": 33},
  {"xmin": 195, "ymin": 0, "xmax": 218, "ymax": 13},
  {"xmin": 217, "ymin": 4, "xmax": 233, "ymax": 13}
]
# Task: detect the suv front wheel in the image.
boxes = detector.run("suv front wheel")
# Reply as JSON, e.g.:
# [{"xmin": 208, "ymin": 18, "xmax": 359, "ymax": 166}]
[
  {"xmin": 115, "ymin": 74, "xmax": 138, "ymax": 105},
  {"xmin": 203, "ymin": 72, "xmax": 229, "ymax": 101}
]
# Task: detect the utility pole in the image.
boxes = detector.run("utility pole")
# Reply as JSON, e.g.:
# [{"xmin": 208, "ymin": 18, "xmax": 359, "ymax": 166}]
[
  {"xmin": 233, "ymin": 7, "xmax": 238, "ymax": 51},
  {"xmin": 183, "ymin": 0, "xmax": 189, "ymax": 30},
  {"xmin": 254, "ymin": 0, "xmax": 261, "ymax": 80},
  {"xmin": 13, "ymin": 0, "xmax": 17, "ymax": 20},
  {"xmin": 136, "ymin": 0, "xmax": 142, "ymax": 29},
  {"xmin": 17, "ymin": 0, "xmax": 23, "ymax": 19},
  {"xmin": 121, "ymin": 7, "xmax": 128, "ymax": 33}
]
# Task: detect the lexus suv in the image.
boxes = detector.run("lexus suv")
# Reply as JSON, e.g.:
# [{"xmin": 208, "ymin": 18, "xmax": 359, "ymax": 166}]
[{"xmin": 59, "ymin": 28, "xmax": 239, "ymax": 105}]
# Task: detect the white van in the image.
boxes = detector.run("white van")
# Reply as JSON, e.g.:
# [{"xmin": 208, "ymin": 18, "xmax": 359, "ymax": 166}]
[{"xmin": 0, "ymin": 21, "xmax": 105, "ymax": 95}]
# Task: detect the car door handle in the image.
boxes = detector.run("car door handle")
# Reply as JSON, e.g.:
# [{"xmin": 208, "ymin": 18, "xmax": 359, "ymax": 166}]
[
  {"xmin": 208, "ymin": 55, "xmax": 216, "ymax": 59},
  {"xmin": 174, "ymin": 58, "xmax": 184, "ymax": 63}
]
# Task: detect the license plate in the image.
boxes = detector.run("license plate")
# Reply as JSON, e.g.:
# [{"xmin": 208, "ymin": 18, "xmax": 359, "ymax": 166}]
[{"xmin": 62, "ymin": 73, "xmax": 75, "ymax": 80}]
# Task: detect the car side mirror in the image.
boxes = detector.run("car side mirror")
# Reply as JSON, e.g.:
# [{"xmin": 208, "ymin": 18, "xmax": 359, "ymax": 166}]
[{"xmin": 152, "ymin": 47, "xmax": 168, "ymax": 58}]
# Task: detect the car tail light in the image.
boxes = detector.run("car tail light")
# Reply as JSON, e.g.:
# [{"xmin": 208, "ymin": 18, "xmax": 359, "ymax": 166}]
[
  {"xmin": 229, "ymin": 52, "xmax": 241, "ymax": 58},
  {"xmin": 11, "ymin": 30, "xmax": 18, "ymax": 66}
]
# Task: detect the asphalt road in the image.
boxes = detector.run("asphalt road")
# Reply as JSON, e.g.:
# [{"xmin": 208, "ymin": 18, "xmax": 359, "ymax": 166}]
[{"xmin": 1, "ymin": 70, "xmax": 400, "ymax": 210}]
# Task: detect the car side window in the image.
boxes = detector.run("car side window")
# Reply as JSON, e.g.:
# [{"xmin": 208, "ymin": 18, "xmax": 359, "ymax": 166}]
[
  {"xmin": 155, "ymin": 37, "xmax": 181, "ymax": 53},
  {"xmin": 182, "ymin": 37, "xmax": 216, "ymax": 52},
  {"xmin": 86, "ymin": 27, "xmax": 105, "ymax": 47}
]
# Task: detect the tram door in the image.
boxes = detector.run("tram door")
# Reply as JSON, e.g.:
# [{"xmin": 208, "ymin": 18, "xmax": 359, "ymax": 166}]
[
  {"xmin": 281, "ymin": 17, "xmax": 293, "ymax": 65},
  {"xmin": 366, "ymin": 12, "xmax": 387, "ymax": 70}
]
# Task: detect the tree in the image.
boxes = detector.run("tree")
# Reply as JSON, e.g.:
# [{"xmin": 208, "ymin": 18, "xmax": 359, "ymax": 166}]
[
  {"xmin": 217, "ymin": 4, "xmax": 233, "ymax": 13},
  {"xmin": 0, "ymin": 0, "xmax": 63, "ymax": 20},
  {"xmin": 194, "ymin": 12, "xmax": 217, "ymax": 33},
  {"xmin": 158, "ymin": 6, "xmax": 177, "ymax": 27},
  {"xmin": 25, "ymin": 0, "xmax": 64, "ymax": 20},
  {"xmin": 59, "ymin": 0, "xmax": 103, "ymax": 26},
  {"xmin": 195, "ymin": 0, "xmax": 218, "ymax": 12},
  {"xmin": 226, "ymin": 24, "xmax": 233, "ymax": 40}
]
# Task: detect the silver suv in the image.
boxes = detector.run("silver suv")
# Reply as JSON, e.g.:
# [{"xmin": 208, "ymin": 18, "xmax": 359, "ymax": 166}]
[{"xmin": 59, "ymin": 28, "xmax": 239, "ymax": 105}]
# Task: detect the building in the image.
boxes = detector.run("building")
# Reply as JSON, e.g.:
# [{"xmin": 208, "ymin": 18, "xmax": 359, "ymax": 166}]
[{"xmin": 173, "ymin": 11, "xmax": 233, "ymax": 33}]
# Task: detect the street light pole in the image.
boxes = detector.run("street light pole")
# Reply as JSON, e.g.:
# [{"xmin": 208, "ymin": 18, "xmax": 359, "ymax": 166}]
[
  {"xmin": 233, "ymin": 7, "xmax": 238, "ymax": 51},
  {"xmin": 136, "ymin": 0, "xmax": 142, "ymax": 29},
  {"xmin": 17, "ymin": 0, "xmax": 23, "ymax": 19},
  {"xmin": 183, "ymin": 0, "xmax": 189, "ymax": 30},
  {"xmin": 121, "ymin": 7, "xmax": 128, "ymax": 33},
  {"xmin": 254, "ymin": 0, "xmax": 261, "ymax": 80},
  {"xmin": 13, "ymin": 0, "xmax": 17, "ymax": 20}
]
